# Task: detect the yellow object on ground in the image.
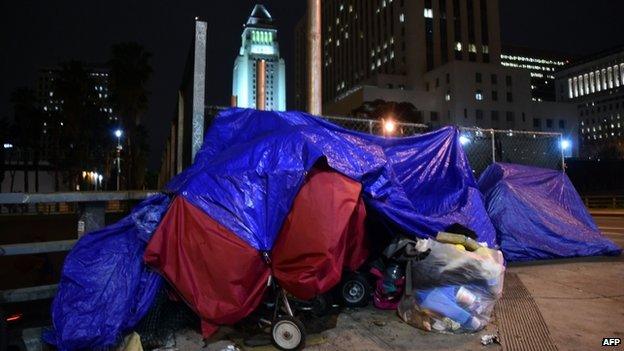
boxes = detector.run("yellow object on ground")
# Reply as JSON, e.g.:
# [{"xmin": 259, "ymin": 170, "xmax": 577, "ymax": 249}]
[{"xmin": 116, "ymin": 332, "xmax": 143, "ymax": 351}]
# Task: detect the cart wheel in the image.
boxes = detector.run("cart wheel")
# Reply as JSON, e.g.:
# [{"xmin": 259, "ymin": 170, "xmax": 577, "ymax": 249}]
[
  {"xmin": 340, "ymin": 272, "xmax": 371, "ymax": 307},
  {"xmin": 271, "ymin": 316, "xmax": 305, "ymax": 350}
]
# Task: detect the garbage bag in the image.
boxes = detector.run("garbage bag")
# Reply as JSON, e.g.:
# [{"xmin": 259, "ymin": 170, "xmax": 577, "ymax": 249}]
[
  {"xmin": 398, "ymin": 238, "xmax": 505, "ymax": 333},
  {"xmin": 478, "ymin": 163, "xmax": 621, "ymax": 261},
  {"xmin": 44, "ymin": 194, "xmax": 170, "ymax": 350}
]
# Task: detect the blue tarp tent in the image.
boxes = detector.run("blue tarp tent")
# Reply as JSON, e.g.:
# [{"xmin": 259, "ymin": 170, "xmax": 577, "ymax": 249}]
[
  {"xmin": 167, "ymin": 108, "xmax": 497, "ymax": 248},
  {"xmin": 46, "ymin": 108, "xmax": 497, "ymax": 350},
  {"xmin": 478, "ymin": 163, "xmax": 621, "ymax": 261},
  {"xmin": 43, "ymin": 194, "xmax": 170, "ymax": 350}
]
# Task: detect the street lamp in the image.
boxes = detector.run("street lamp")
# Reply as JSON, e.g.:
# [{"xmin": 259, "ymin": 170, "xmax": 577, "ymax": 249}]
[
  {"xmin": 459, "ymin": 135, "xmax": 471, "ymax": 146},
  {"xmin": 382, "ymin": 118, "xmax": 396, "ymax": 136},
  {"xmin": 114, "ymin": 129, "xmax": 123, "ymax": 191}
]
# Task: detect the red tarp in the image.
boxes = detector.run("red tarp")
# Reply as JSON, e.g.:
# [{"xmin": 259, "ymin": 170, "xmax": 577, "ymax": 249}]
[
  {"xmin": 144, "ymin": 169, "xmax": 368, "ymax": 336},
  {"xmin": 271, "ymin": 169, "xmax": 368, "ymax": 300}
]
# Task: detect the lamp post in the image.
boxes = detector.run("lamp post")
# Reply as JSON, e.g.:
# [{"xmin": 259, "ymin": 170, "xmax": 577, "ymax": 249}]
[
  {"xmin": 114, "ymin": 129, "xmax": 123, "ymax": 191},
  {"xmin": 382, "ymin": 118, "xmax": 396, "ymax": 137}
]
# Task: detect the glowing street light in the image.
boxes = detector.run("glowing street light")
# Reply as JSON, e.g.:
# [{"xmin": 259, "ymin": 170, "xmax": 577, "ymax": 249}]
[
  {"xmin": 382, "ymin": 118, "xmax": 396, "ymax": 136},
  {"xmin": 114, "ymin": 129, "xmax": 123, "ymax": 139},
  {"xmin": 560, "ymin": 138, "xmax": 571, "ymax": 150},
  {"xmin": 459, "ymin": 135, "xmax": 471, "ymax": 145}
]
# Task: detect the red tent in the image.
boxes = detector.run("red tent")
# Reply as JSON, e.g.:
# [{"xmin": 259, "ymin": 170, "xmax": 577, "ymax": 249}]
[{"xmin": 144, "ymin": 168, "xmax": 368, "ymax": 336}]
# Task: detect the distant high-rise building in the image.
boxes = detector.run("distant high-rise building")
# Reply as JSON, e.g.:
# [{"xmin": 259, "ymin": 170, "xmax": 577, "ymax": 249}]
[
  {"xmin": 294, "ymin": 0, "xmax": 578, "ymax": 156},
  {"xmin": 36, "ymin": 65, "xmax": 115, "ymax": 122},
  {"xmin": 501, "ymin": 46, "xmax": 570, "ymax": 102},
  {"xmin": 294, "ymin": 0, "xmax": 502, "ymax": 108},
  {"xmin": 232, "ymin": 4, "xmax": 286, "ymax": 111},
  {"xmin": 555, "ymin": 46, "xmax": 624, "ymax": 159}
]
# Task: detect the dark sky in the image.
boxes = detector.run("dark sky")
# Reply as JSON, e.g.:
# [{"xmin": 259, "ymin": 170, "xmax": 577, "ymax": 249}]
[{"xmin": 2, "ymin": 1, "xmax": 623, "ymax": 170}]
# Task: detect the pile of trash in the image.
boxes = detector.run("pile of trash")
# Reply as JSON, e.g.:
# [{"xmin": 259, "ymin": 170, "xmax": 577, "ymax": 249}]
[
  {"xmin": 397, "ymin": 232, "xmax": 504, "ymax": 333},
  {"xmin": 42, "ymin": 108, "xmax": 619, "ymax": 350}
]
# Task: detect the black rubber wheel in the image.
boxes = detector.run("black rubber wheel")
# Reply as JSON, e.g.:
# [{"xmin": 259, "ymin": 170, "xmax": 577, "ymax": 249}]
[
  {"xmin": 340, "ymin": 272, "xmax": 371, "ymax": 307},
  {"xmin": 271, "ymin": 316, "xmax": 306, "ymax": 350}
]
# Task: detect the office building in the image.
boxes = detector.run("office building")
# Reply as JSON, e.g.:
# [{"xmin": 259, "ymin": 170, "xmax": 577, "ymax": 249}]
[
  {"xmin": 556, "ymin": 46, "xmax": 624, "ymax": 159},
  {"xmin": 294, "ymin": 0, "xmax": 578, "ymax": 156},
  {"xmin": 501, "ymin": 45, "xmax": 570, "ymax": 102},
  {"xmin": 37, "ymin": 65, "xmax": 115, "ymax": 122},
  {"xmin": 294, "ymin": 0, "xmax": 502, "ymax": 108},
  {"xmin": 232, "ymin": 4, "xmax": 286, "ymax": 111}
]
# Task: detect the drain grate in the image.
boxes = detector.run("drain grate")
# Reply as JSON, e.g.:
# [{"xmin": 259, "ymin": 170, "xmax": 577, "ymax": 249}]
[{"xmin": 495, "ymin": 273, "xmax": 558, "ymax": 351}]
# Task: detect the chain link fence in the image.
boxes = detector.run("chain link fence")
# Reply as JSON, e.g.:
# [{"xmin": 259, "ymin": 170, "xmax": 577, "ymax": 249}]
[{"xmin": 202, "ymin": 108, "xmax": 564, "ymax": 177}]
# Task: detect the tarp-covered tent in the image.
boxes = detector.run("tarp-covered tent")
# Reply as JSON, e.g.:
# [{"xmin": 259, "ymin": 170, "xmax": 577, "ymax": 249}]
[
  {"xmin": 43, "ymin": 194, "xmax": 170, "ymax": 350},
  {"xmin": 46, "ymin": 108, "xmax": 496, "ymax": 349},
  {"xmin": 478, "ymin": 163, "xmax": 621, "ymax": 261}
]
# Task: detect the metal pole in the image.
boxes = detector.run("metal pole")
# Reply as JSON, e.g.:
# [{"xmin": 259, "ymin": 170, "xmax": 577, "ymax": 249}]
[
  {"xmin": 116, "ymin": 136, "xmax": 121, "ymax": 191},
  {"xmin": 490, "ymin": 129, "xmax": 496, "ymax": 164},
  {"xmin": 256, "ymin": 59, "xmax": 266, "ymax": 111},
  {"xmin": 307, "ymin": 0, "xmax": 322, "ymax": 115},
  {"xmin": 560, "ymin": 134, "xmax": 565, "ymax": 171},
  {"xmin": 230, "ymin": 95, "xmax": 238, "ymax": 107}
]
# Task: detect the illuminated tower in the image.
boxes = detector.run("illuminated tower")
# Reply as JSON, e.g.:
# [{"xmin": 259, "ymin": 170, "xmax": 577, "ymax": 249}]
[{"xmin": 232, "ymin": 4, "xmax": 286, "ymax": 110}]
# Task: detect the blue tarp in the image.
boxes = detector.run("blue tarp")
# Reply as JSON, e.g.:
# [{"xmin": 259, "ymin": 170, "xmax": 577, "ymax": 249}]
[
  {"xmin": 44, "ymin": 194, "xmax": 170, "ymax": 350},
  {"xmin": 167, "ymin": 108, "xmax": 497, "ymax": 248},
  {"xmin": 46, "ymin": 108, "xmax": 498, "ymax": 350},
  {"xmin": 478, "ymin": 163, "xmax": 621, "ymax": 261}
]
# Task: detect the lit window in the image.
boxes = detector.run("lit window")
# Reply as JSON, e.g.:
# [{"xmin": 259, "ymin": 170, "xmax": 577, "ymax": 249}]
[
  {"xmin": 578, "ymin": 75, "xmax": 585, "ymax": 96},
  {"xmin": 424, "ymin": 8, "xmax": 433, "ymax": 18},
  {"xmin": 399, "ymin": 13, "xmax": 405, "ymax": 22},
  {"xmin": 475, "ymin": 90, "xmax": 483, "ymax": 101},
  {"xmin": 589, "ymin": 72, "xmax": 595, "ymax": 93},
  {"xmin": 614, "ymin": 65, "xmax": 621, "ymax": 87},
  {"xmin": 454, "ymin": 42, "xmax": 462, "ymax": 51},
  {"xmin": 468, "ymin": 44, "xmax": 477, "ymax": 53},
  {"xmin": 607, "ymin": 67, "xmax": 614, "ymax": 89},
  {"xmin": 445, "ymin": 91, "xmax": 451, "ymax": 101},
  {"xmin": 482, "ymin": 45, "xmax": 489, "ymax": 54},
  {"xmin": 602, "ymin": 69, "xmax": 607, "ymax": 90}
]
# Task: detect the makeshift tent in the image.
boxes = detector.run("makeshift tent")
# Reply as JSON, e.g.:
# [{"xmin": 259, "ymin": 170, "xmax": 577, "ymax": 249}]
[
  {"xmin": 44, "ymin": 194, "xmax": 170, "ymax": 350},
  {"xmin": 144, "ymin": 167, "xmax": 368, "ymax": 335},
  {"xmin": 46, "ymin": 108, "xmax": 496, "ymax": 349},
  {"xmin": 478, "ymin": 163, "xmax": 621, "ymax": 261}
]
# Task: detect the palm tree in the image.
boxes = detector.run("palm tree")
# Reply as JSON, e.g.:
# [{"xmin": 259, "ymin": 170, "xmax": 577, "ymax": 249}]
[{"xmin": 108, "ymin": 42, "xmax": 153, "ymax": 189}]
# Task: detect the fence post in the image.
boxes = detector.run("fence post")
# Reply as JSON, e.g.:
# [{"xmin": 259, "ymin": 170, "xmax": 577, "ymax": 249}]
[
  {"xmin": 490, "ymin": 129, "xmax": 496, "ymax": 164},
  {"xmin": 368, "ymin": 120, "xmax": 373, "ymax": 134},
  {"xmin": 77, "ymin": 201, "xmax": 106, "ymax": 238},
  {"xmin": 560, "ymin": 134, "xmax": 566, "ymax": 172}
]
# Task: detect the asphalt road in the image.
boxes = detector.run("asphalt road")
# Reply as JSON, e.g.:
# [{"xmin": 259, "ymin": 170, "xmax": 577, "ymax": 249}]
[{"xmin": 594, "ymin": 215, "xmax": 624, "ymax": 249}]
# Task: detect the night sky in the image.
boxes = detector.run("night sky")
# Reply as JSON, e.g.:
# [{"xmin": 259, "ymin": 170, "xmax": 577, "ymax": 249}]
[{"xmin": 1, "ymin": 1, "xmax": 623, "ymax": 170}]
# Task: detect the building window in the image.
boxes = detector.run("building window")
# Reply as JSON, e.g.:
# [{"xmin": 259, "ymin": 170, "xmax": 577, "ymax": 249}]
[
  {"xmin": 430, "ymin": 111, "xmax": 438, "ymax": 121},
  {"xmin": 476, "ymin": 109, "xmax": 483, "ymax": 120},
  {"xmin": 400, "ymin": 13, "xmax": 405, "ymax": 22},
  {"xmin": 476, "ymin": 72, "xmax": 482, "ymax": 83},
  {"xmin": 492, "ymin": 91, "xmax": 498, "ymax": 101},
  {"xmin": 506, "ymin": 92, "xmax": 513, "ymax": 102},
  {"xmin": 491, "ymin": 110, "xmax": 499, "ymax": 122},
  {"xmin": 436, "ymin": 78, "xmax": 440, "ymax": 87},
  {"xmin": 546, "ymin": 119, "xmax": 553, "ymax": 128},
  {"xmin": 446, "ymin": 73, "xmax": 450, "ymax": 84},
  {"xmin": 506, "ymin": 111, "xmax": 515, "ymax": 122},
  {"xmin": 423, "ymin": 8, "xmax": 433, "ymax": 18},
  {"xmin": 491, "ymin": 74, "xmax": 497, "ymax": 84},
  {"xmin": 505, "ymin": 75, "xmax": 512, "ymax": 87},
  {"xmin": 475, "ymin": 90, "xmax": 484, "ymax": 101},
  {"xmin": 533, "ymin": 118, "xmax": 541, "ymax": 128},
  {"xmin": 445, "ymin": 90, "xmax": 451, "ymax": 101},
  {"xmin": 464, "ymin": 108, "xmax": 468, "ymax": 118},
  {"xmin": 559, "ymin": 119, "xmax": 565, "ymax": 129}
]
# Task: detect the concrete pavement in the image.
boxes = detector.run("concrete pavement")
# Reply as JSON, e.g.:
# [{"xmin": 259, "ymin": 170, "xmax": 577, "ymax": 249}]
[{"xmin": 166, "ymin": 216, "xmax": 624, "ymax": 350}]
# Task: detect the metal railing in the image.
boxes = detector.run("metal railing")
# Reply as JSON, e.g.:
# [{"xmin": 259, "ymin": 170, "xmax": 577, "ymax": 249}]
[
  {"xmin": 582, "ymin": 195, "xmax": 624, "ymax": 209},
  {"xmin": 0, "ymin": 191, "xmax": 157, "ymax": 304}
]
